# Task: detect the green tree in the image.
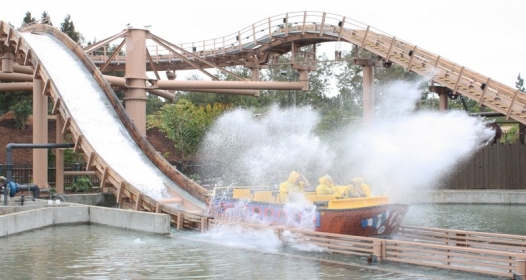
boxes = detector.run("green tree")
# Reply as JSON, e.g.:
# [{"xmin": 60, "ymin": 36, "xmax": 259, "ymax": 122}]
[
  {"xmin": 22, "ymin": 12, "xmax": 36, "ymax": 26},
  {"xmin": 147, "ymin": 99, "xmax": 229, "ymax": 162},
  {"xmin": 10, "ymin": 98, "xmax": 32, "ymax": 129},
  {"xmin": 146, "ymin": 94, "xmax": 166, "ymax": 115},
  {"xmin": 516, "ymin": 73, "xmax": 525, "ymax": 92},
  {"xmin": 41, "ymin": 11, "xmax": 52, "ymax": 26},
  {"xmin": 60, "ymin": 14, "xmax": 82, "ymax": 44}
]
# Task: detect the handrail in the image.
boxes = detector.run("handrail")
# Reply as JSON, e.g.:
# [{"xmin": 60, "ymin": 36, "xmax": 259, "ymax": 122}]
[{"xmin": 84, "ymin": 11, "xmax": 526, "ymax": 126}]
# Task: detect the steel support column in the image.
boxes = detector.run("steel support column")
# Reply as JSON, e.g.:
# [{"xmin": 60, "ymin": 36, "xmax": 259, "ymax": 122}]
[
  {"xmin": 1, "ymin": 51, "xmax": 14, "ymax": 73},
  {"xmin": 55, "ymin": 116, "xmax": 65, "ymax": 194},
  {"xmin": 124, "ymin": 29, "xmax": 148, "ymax": 136},
  {"xmin": 32, "ymin": 78, "xmax": 48, "ymax": 187},
  {"xmin": 362, "ymin": 65, "xmax": 374, "ymax": 124},
  {"xmin": 429, "ymin": 85, "xmax": 451, "ymax": 112}
]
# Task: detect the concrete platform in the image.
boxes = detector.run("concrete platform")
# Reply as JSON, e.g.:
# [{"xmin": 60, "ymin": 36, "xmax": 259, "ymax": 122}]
[{"xmin": 0, "ymin": 199, "xmax": 171, "ymax": 237}]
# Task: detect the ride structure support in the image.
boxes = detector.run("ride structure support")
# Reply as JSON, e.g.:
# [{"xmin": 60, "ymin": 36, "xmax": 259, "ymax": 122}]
[{"xmin": 124, "ymin": 28, "xmax": 148, "ymax": 136}]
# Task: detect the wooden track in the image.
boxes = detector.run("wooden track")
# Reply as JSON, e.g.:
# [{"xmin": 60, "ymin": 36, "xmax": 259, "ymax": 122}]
[
  {"xmin": 2, "ymin": 11, "xmax": 526, "ymax": 230},
  {"xmin": 88, "ymin": 11, "xmax": 526, "ymax": 124},
  {"xmin": 0, "ymin": 22, "xmax": 208, "ymax": 229}
]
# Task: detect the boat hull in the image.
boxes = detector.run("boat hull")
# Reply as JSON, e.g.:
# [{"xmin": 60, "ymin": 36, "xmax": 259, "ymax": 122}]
[
  {"xmin": 316, "ymin": 204, "xmax": 408, "ymax": 237},
  {"xmin": 209, "ymin": 199, "xmax": 408, "ymax": 238}
]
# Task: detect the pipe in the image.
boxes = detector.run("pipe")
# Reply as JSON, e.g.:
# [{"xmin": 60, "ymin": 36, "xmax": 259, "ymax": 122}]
[
  {"xmin": 13, "ymin": 64, "xmax": 34, "ymax": 75},
  {"xmin": 156, "ymin": 80, "xmax": 305, "ymax": 90},
  {"xmin": 0, "ymin": 183, "xmax": 41, "ymax": 199},
  {"xmin": 0, "ymin": 62, "xmax": 34, "ymax": 74},
  {"xmin": 0, "ymin": 82, "xmax": 33, "ymax": 91},
  {"xmin": 5, "ymin": 143, "xmax": 75, "ymax": 205},
  {"xmin": 0, "ymin": 72, "xmax": 33, "ymax": 82},
  {"xmin": 469, "ymin": 112, "xmax": 505, "ymax": 117},
  {"xmin": 104, "ymin": 75, "xmax": 260, "ymax": 96}
]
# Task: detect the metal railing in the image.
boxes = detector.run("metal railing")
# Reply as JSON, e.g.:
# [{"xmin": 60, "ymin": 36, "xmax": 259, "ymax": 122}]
[{"xmin": 0, "ymin": 163, "xmax": 100, "ymax": 187}]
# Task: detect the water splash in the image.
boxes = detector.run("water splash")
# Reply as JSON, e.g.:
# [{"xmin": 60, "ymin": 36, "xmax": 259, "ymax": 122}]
[
  {"xmin": 198, "ymin": 105, "xmax": 335, "ymax": 186},
  {"xmin": 199, "ymin": 80, "xmax": 494, "ymax": 195}
]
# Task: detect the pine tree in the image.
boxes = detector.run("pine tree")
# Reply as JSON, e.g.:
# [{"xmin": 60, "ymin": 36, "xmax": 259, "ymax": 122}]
[
  {"xmin": 60, "ymin": 14, "xmax": 81, "ymax": 44},
  {"xmin": 41, "ymin": 11, "xmax": 52, "ymax": 26},
  {"xmin": 22, "ymin": 12, "xmax": 36, "ymax": 26},
  {"xmin": 516, "ymin": 73, "xmax": 525, "ymax": 92}
]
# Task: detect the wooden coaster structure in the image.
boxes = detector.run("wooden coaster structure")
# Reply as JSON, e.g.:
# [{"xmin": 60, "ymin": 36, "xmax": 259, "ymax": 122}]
[{"xmin": 1, "ymin": 11, "xmax": 526, "ymax": 231}]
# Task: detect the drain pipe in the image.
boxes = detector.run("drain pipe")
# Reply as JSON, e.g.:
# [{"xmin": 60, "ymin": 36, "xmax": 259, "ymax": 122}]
[{"xmin": 5, "ymin": 143, "xmax": 75, "ymax": 205}]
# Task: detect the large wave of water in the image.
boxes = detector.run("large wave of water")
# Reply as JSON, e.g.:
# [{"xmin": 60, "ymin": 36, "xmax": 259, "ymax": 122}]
[{"xmin": 198, "ymin": 79, "xmax": 495, "ymax": 201}]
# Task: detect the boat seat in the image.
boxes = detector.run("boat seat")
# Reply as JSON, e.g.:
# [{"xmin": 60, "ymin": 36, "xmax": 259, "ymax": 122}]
[
  {"xmin": 253, "ymin": 191, "xmax": 276, "ymax": 203},
  {"xmin": 305, "ymin": 194, "xmax": 337, "ymax": 203},
  {"xmin": 233, "ymin": 188, "xmax": 252, "ymax": 199}
]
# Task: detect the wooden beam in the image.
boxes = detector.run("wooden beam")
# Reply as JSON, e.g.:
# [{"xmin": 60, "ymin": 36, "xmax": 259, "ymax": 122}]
[
  {"xmin": 337, "ymin": 17, "xmax": 346, "ymax": 42},
  {"xmin": 452, "ymin": 66, "xmax": 465, "ymax": 94},
  {"xmin": 32, "ymin": 62, "xmax": 41, "ymax": 79},
  {"xmin": 319, "ymin": 12, "xmax": 326, "ymax": 37},
  {"xmin": 51, "ymin": 97, "xmax": 61, "ymax": 114},
  {"xmin": 63, "ymin": 171, "xmax": 96, "ymax": 176},
  {"xmin": 61, "ymin": 117, "xmax": 71, "ymax": 135},
  {"xmin": 134, "ymin": 193, "xmax": 142, "ymax": 211},
  {"xmin": 15, "ymin": 37, "xmax": 22, "ymax": 54},
  {"xmin": 360, "ymin": 26, "xmax": 370, "ymax": 50},
  {"xmin": 301, "ymin": 11, "xmax": 307, "ymax": 36},
  {"xmin": 176, "ymin": 212, "xmax": 183, "ymax": 230},
  {"xmin": 506, "ymin": 89, "xmax": 520, "ymax": 119},
  {"xmin": 116, "ymin": 181, "xmax": 125, "ymax": 207},
  {"xmin": 284, "ymin": 13, "xmax": 289, "ymax": 37},
  {"xmin": 5, "ymin": 27, "xmax": 12, "ymax": 47},
  {"xmin": 100, "ymin": 166, "xmax": 109, "ymax": 191},
  {"xmin": 386, "ymin": 36, "xmax": 396, "ymax": 61},
  {"xmin": 23, "ymin": 50, "xmax": 32, "ymax": 66},
  {"xmin": 407, "ymin": 46, "xmax": 418, "ymax": 72},
  {"xmin": 86, "ymin": 151, "xmax": 95, "ymax": 170},
  {"xmin": 430, "ymin": 55, "xmax": 441, "ymax": 84},
  {"xmin": 41, "ymin": 79, "xmax": 50, "ymax": 96},
  {"xmin": 479, "ymin": 77, "xmax": 491, "ymax": 105},
  {"xmin": 73, "ymin": 134, "xmax": 83, "ymax": 153},
  {"xmin": 252, "ymin": 24, "xmax": 257, "ymax": 46}
]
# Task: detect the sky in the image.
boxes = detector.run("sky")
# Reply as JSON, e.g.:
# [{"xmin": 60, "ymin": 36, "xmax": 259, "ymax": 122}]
[{"xmin": 3, "ymin": 0, "xmax": 526, "ymax": 89}]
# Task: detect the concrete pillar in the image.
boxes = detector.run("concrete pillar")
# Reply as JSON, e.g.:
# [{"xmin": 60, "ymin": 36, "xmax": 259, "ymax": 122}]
[
  {"xmin": 33, "ymin": 78, "xmax": 48, "ymax": 187},
  {"xmin": 124, "ymin": 29, "xmax": 148, "ymax": 136},
  {"xmin": 55, "ymin": 116, "xmax": 64, "ymax": 194}
]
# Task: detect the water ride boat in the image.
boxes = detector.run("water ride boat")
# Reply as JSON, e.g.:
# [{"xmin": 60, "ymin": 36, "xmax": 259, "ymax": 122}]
[{"xmin": 208, "ymin": 173, "xmax": 409, "ymax": 238}]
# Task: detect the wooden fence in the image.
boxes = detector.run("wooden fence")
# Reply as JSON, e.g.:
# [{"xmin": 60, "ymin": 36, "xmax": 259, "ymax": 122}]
[
  {"xmin": 445, "ymin": 143, "xmax": 526, "ymax": 189},
  {"xmin": 207, "ymin": 220, "xmax": 526, "ymax": 279}
]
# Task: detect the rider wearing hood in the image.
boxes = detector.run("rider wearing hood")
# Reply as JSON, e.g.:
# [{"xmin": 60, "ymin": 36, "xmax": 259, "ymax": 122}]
[{"xmin": 279, "ymin": 171, "xmax": 309, "ymax": 203}]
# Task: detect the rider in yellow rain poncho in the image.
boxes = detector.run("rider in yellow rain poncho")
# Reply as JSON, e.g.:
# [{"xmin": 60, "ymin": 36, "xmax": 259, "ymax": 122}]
[
  {"xmin": 348, "ymin": 177, "xmax": 371, "ymax": 198},
  {"xmin": 315, "ymin": 175, "xmax": 339, "ymax": 196},
  {"xmin": 279, "ymin": 171, "xmax": 309, "ymax": 203}
]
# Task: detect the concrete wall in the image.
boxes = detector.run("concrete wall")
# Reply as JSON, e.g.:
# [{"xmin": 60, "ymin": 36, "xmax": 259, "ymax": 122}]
[
  {"xmin": 60, "ymin": 193, "xmax": 116, "ymax": 207},
  {"xmin": 0, "ymin": 204, "xmax": 170, "ymax": 237},
  {"xmin": 90, "ymin": 207, "xmax": 170, "ymax": 234}
]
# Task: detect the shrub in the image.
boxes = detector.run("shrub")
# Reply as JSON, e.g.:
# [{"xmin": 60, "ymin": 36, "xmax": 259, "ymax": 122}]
[{"xmin": 69, "ymin": 176, "xmax": 93, "ymax": 192}]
